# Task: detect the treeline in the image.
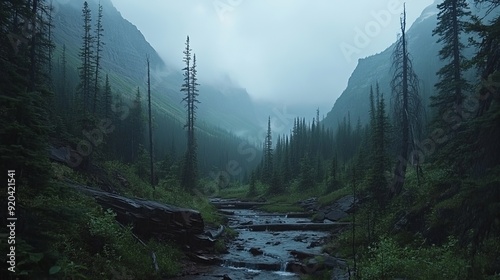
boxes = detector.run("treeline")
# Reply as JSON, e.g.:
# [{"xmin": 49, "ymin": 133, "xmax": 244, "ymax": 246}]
[
  {"xmin": 0, "ymin": 0, "xmax": 54, "ymax": 190},
  {"xmin": 253, "ymin": 89, "xmax": 386, "ymax": 197}
]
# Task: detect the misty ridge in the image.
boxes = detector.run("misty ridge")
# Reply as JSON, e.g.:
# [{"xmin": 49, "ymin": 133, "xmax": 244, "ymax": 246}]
[{"xmin": 0, "ymin": 0, "xmax": 499, "ymax": 279}]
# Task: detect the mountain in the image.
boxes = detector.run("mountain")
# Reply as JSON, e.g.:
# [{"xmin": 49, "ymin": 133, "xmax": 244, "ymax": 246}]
[
  {"xmin": 51, "ymin": 0, "xmax": 261, "ymax": 136},
  {"xmin": 322, "ymin": 1, "xmax": 479, "ymax": 131}
]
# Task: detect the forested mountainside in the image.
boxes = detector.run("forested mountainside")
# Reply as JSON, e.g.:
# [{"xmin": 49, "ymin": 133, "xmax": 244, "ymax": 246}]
[
  {"xmin": 48, "ymin": 0, "xmax": 262, "ymax": 180},
  {"xmin": 323, "ymin": 0, "xmax": 481, "ymax": 132}
]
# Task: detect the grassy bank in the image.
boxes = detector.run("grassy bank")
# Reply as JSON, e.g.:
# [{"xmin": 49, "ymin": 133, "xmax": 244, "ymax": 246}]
[{"xmin": 6, "ymin": 162, "xmax": 224, "ymax": 279}]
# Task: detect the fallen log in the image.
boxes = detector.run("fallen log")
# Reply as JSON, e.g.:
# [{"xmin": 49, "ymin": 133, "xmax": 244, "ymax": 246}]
[
  {"xmin": 232, "ymin": 222, "xmax": 350, "ymax": 231},
  {"xmin": 70, "ymin": 182, "xmax": 207, "ymax": 246}
]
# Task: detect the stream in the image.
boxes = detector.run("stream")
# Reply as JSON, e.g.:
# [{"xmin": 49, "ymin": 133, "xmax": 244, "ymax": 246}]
[{"xmin": 174, "ymin": 200, "xmax": 332, "ymax": 279}]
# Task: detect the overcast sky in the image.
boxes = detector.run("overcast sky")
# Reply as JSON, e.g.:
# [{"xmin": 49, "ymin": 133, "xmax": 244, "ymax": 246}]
[{"xmin": 110, "ymin": 0, "xmax": 434, "ymax": 109}]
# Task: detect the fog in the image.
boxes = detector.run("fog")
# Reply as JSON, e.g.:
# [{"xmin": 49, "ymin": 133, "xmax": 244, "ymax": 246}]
[{"xmin": 111, "ymin": 0, "xmax": 434, "ymax": 111}]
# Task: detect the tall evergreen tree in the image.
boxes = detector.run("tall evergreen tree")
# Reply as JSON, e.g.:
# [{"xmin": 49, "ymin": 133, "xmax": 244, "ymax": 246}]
[
  {"xmin": 391, "ymin": 5, "xmax": 424, "ymax": 195},
  {"xmin": 92, "ymin": 1, "xmax": 104, "ymax": 114},
  {"xmin": 0, "ymin": 0, "xmax": 52, "ymax": 190},
  {"xmin": 147, "ymin": 56, "xmax": 154, "ymax": 188},
  {"xmin": 78, "ymin": 1, "xmax": 93, "ymax": 114},
  {"xmin": 432, "ymin": 0, "xmax": 471, "ymax": 119},
  {"xmin": 368, "ymin": 86, "xmax": 390, "ymax": 209},
  {"xmin": 180, "ymin": 36, "xmax": 200, "ymax": 190},
  {"xmin": 263, "ymin": 116, "xmax": 273, "ymax": 184},
  {"xmin": 468, "ymin": 0, "xmax": 500, "ymax": 117},
  {"xmin": 102, "ymin": 73, "xmax": 111, "ymax": 117}
]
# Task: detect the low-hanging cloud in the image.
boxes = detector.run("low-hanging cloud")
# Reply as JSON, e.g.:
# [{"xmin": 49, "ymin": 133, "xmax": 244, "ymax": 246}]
[{"xmin": 111, "ymin": 0, "xmax": 433, "ymax": 108}]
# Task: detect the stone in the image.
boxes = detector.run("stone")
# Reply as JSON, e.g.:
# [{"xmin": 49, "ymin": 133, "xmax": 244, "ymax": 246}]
[
  {"xmin": 293, "ymin": 234, "xmax": 308, "ymax": 242},
  {"xmin": 325, "ymin": 209, "xmax": 348, "ymax": 222},
  {"xmin": 307, "ymin": 241, "xmax": 321, "ymax": 249},
  {"xmin": 249, "ymin": 247, "xmax": 264, "ymax": 256},
  {"xmin": 335, "ymin": 195, "xmax": 357, "ymax": 213}
]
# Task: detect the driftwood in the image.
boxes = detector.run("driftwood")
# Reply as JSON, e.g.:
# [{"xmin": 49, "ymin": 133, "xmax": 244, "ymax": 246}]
[
  {"xmin": 70, "ymin": 183, "xmax": 211, "ymax": 247},
  {"xmin": 233, "ymin": 222, "xmax": 350, "ymax": 232}
]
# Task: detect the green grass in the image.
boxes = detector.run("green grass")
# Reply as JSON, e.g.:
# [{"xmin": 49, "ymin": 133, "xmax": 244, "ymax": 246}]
[{"xmin": 218, "ymin": 185, "xmax": 249, "ymax": 199}]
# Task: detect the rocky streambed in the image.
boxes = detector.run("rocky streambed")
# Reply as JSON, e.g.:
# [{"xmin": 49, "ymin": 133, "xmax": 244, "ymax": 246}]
[{"xmin": 173, "ymin": 198, "xmax": 352, "ymax": 279}]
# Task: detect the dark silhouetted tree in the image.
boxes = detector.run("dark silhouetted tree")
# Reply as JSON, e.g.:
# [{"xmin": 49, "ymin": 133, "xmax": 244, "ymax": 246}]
[
  {"xmin": 92, "ymin": 1, "xmax": 104, "ymax": 114},
  {"xmin": 390, "ymin": 5, "xmax": 424, "ymax": 195},
  {"xmin": 262, "ymin": 116, "xmax": 273, "ymax": 184},
  {"xmin": 432, "ymin": 0, "xmax": 471, "ymax": 119},
  {"xmin": 147, "ymin": 56, "xmax": 154, "ymax": 188},
  {"xmin": 181, "ymin": 36, "xmax": 200, "ymax": 190},
  {"xmin": 78, "ymin": 1, "xmax": 93, "ymax": 114}
]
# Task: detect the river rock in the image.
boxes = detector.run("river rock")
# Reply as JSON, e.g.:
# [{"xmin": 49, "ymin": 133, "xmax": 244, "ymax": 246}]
[
  {"xmin": 249, "ymin": 247, "xmax": 264, "ymax": 256},
  {"xmin": 298, "ymin": 197, "xmax": 319, "ymax": 211},
  {"xmin": 293, "ymin": 233, "xmax": 308, "ymax": 242},
  {"xmin": 307, "ymin": 240, "xmax": 321, "ymax": 249}
]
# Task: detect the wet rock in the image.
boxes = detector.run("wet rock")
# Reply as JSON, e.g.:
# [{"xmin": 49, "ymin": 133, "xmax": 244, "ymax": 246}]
[
  {"xmin": 325, "ymin": 209, "xmax": 348, "ymax": 221},
  {"xmin": 335, "ymin": 195, "xmax": 357, "ymax": 213},
  {"xmin": 298, "ymin": 197, "xmax": 319, "ymax": 211},
  {"xmin": 293, "ymin": 234, "xmax": 308, "ymax": 242},
  {"xmin": 240, "ymin": 220, "xmax": 253, "ymax": 226},
  {"xmin": 266, "ymin": 241, "xmax": 281, "ymax": 246},
  {"xmin": 249, "ymin": 247, "xmax": 263, "ymax": 256},
  {"xmin": 307, "ymin": 240, "xmax": 321, "ymax": 249}
]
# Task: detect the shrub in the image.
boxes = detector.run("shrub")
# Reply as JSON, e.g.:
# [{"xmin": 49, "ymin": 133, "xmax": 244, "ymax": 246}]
[{"xmin": 358, "ymin": 236, "xmax": 467, "ymax": 280}]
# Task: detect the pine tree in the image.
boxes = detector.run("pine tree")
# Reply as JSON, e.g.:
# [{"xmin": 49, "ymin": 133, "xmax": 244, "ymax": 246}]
[
  {"xmin": 147, "ymin": 56, "xmax": 154, "ymax": 188},
  {"xmin": 432, "ymin": 0, "xmax": 471, "ymax": 119},
  {"xmin": 0, "ymin": 0, "xmax": 52, "ymax": 190},
  {"xmin": 468, "ymin": 0, "xmax": 500, "ymax": 117},
  {"xmin": 248, "ymin": 170, "xmax": 257, "ymax": 197},
  {"xmin": 180, "ymin": 36, "xmax": 200, "ymax": 190},
  {"xmin": 102, "ymin": 73, "xmax": 111, "ymax": 118},
  {"xmin": 92, "ymin": 1, "xmax": 104, "ymax": 114},
  {"xmin": 391, "ymin": 5, "xmax": 424, "ymax": 195},
  {"xmin": 78, "ymin": 1, "xmax": 93, "ymax": 114},
  {"xmin": 368, "ymin": 87, "xmax": 390, "ymax": 209},
  {"xmin": 262, "ymin": 116, "xmax": 273, "ymax": 184}
]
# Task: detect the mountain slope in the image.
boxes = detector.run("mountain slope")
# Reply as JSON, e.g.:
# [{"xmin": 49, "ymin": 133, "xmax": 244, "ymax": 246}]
[
  {"xmin": 51, "ymin": 0, "xmax": 261, "ymax": 135},
  {"xmin": 323, "ymin": 1, "xmax": 477, "ymax": 131}
]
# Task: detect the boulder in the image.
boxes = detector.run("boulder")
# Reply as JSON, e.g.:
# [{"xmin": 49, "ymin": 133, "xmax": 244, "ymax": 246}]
[
  {"xmin": 325, "ymin": 209, "xmax": 348, "ymax": 222},
  {"xmin": 335, "ymin": 195, "xmax": 357, "ymax": 213},
  {"xmin": 249, "ymin": 247, "xmax": 264, "ymax": 256}
]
